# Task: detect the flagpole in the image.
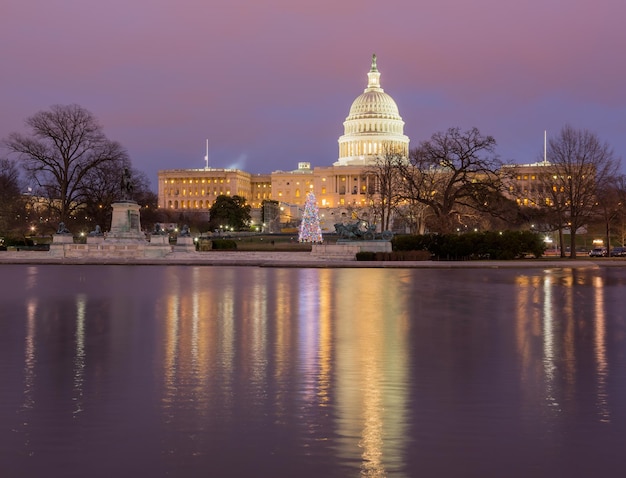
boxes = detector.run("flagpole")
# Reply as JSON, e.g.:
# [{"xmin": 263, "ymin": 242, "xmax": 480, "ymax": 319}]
[{"xmin": 204, "ymin": 139, "xmax": 209, "ymax": 169}]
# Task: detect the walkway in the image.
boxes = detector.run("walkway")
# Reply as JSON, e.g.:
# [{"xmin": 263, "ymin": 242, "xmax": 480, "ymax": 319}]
[{"xmin": 1, "ymin": 250, "xmax": 623, "ymax": 269}]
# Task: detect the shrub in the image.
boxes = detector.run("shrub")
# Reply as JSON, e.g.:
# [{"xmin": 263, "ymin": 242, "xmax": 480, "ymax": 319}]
[
  {"xmin": 212, "ymin": 239, "xmax": 237, "ymax": 250},
  {"xmin": 390, "ymin": 231, "xmax": 546, "ymax": 260},
  {"xmin": 393, "ymin": 234, "xmax": 432, "ymax": 251},
  {"xmin": 356, "ymin": 251, "xmax": 376, "ymax": 261},
  {"xmin": 402, "ymin": 250, "xmax": 431, "ymax": 261},
  {"xmin": 355, "ymin": 250, "xmax": 431, "ymax": 261}
]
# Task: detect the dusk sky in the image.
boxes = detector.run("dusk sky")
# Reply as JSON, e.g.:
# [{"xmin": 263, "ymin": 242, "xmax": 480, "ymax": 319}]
[{"xmin": 2, "ymin": 0, "xmax": 625, "ymax": 188}]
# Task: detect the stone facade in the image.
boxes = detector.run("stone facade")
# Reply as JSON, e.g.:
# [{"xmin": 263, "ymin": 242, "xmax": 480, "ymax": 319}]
[{"xmin": 157, "ymin": 55, "xmax": 410, "ymax": 232}]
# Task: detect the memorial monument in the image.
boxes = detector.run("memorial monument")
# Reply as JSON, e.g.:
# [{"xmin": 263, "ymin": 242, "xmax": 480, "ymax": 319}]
[
  {"xmin": 49, "ymin": 168, "xmax": 172, "ymax": 259},
  {"xmin": 108, "ymin": 168, "xmax": 145, "ymax": 241},
  {"xmin": 311, "ymin": 218, "xmax": 392, "ymax": 260}
]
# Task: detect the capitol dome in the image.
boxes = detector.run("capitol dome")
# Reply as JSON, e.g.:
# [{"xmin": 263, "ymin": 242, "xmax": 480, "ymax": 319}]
[
  {"xmin": 348, "ymin": 90, "xmax": 401, "ymax": 119},
  {"xmin": 335, "ymin": 54, "xmax": 410, "ymax": 166}
]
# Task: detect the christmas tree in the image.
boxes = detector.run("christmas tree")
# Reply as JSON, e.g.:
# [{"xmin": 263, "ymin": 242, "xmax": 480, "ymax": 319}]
[{"xmin": 298, "ymin": 191, "xmax": 323, "ymax": 243}]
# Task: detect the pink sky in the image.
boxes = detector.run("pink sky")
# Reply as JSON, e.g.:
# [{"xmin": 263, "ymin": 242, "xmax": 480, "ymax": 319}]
[{"xmin": 2, "ymin": 0, "xmax": 625, "ymax": 187}]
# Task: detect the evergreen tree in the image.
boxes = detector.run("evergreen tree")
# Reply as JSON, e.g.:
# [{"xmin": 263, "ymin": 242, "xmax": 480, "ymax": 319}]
[
  {"xmin": 299, "ymin": 192, "xmax": 323, "ymax": 243},
  {"xmin": 208, "ymin": 195, "xmax": 251, "ymax": 231}
]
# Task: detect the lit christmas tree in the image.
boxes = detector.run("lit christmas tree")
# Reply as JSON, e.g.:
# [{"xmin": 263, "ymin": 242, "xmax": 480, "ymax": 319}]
[{"xmin": 298, "ymin": 191, "xmax": 323, "ymax": 243}]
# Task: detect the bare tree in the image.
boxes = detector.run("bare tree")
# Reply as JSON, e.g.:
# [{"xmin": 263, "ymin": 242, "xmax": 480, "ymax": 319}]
[
  {"xmin": 82, "ymin": 161, "xmax": 152, "ymax": 230},
  {"xmin": 393, "ymin": 199, "xmax": 430, "ymax": 234},
  {"xmin": 3, "ymin": 104, "xmax": 129, "ymax": 222},
  {"xmin": 596, "ymin": 174, "xmax": 626, "ymax": 252},
  {"xmin": 614, "ymin": 175, "xmax": 626, "ymax": 247},
  {"xmin": 544, "ymin": 125, "xmax": 619, "ymax": 258},
  {"xmin": 400, "ymin": 127, "xmax": 502, "ymax": 233},
  {"xmin": 0, "ymin": 158, "xmax": 26, "ymax": 238},
  {"xmin": 365, "ymin": 144, "xmax": 406, "ymax": 231}
]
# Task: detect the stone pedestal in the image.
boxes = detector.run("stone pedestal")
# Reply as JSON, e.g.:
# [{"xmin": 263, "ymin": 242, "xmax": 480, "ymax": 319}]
[
  {"xmin": 86, "ymin": 236, "xmax": 105, "ymax": 245},
  {"xmin": 311, "ymin": 240, "xmax": 392, "ymax": 260},
  {"xmin": 149, "ymin": 234, "xmax": 169, "ymax": 245},
  {"xmin": 52, "ymin": 233, "xmax": 74, "ymax": 244},
  {"xmin": 145, "ymin": 234, "xmax": 172, "ymax": 258},
  {"xmin": 109, "ymin": 201, "xmax": 144, "ymax": 240},
  {"xmin": 174, "ymin": 236, "xmax": 196, "ymax": 253},
  {"xmin": 49, "ymin": 233, "xmax": 74, "ymax": 257},
  {"xmin": 47, "ymin": 201, "xmax": 176, "ymax": 259}
]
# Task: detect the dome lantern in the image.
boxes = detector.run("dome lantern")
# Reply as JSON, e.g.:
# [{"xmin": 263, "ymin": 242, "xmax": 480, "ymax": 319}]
[{"xmin": 366, "ymin": 53, "xmax": 382, "ymax": 91}]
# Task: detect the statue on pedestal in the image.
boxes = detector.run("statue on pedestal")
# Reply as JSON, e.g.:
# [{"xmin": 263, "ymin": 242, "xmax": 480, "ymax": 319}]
[
  {"xmin": 334, "ymin": 219, "xmax": 393, "ymax": 241},
  {"xmin": 89, "ymin": 225, "xmax": 103, "ymax": 236},
  {"xmin": 120, "ymin": 168, "xmax": 134, "ymax": 201},
  {"xmin": 56, "ymin": 222, "xmax": 71, "ymax": 234}
]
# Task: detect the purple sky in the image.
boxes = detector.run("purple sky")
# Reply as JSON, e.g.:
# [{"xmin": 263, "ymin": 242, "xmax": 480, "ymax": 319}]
[{"xmin": 2, "ymin": 0, "xmax": 625, "ymax": 188}]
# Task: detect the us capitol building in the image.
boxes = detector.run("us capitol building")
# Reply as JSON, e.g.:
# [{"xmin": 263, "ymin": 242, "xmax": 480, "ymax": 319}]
[{"xmin": 158, "ymin": 54, "xmax": 410, "ymax": 232}]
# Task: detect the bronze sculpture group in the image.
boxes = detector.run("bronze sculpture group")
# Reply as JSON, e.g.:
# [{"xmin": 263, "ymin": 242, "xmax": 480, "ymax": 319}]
[{"xmin": 334, "ymin": 220, "xmax": 393, "ymax": 241}]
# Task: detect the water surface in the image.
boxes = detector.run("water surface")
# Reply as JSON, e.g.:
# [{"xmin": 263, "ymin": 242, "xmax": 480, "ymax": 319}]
[{"xmin": 1, "ymin": 265, "xmax": 626, "ymax": 477}]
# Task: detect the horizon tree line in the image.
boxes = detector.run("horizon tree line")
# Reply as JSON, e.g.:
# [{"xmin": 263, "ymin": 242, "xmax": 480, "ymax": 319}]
[
  {"xmin": 364, "ymin": 125, "xmax": 623, "ymax": 258},
  {"xmin": 1, "ymin": 104, "xmax": 624, "ymax": 256}
]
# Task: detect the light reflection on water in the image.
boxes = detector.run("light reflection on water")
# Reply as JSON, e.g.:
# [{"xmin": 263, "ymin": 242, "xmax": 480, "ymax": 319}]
[{"xmin": 1, "ymin": 265, "xmax": 626, "ymax": 477}]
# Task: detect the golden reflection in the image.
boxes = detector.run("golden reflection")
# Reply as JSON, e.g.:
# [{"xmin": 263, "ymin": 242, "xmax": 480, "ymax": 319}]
[
  {"xmin": 360, "ymin": 348, "xmax": 384, "ymax": 477},
  {"xmin": 157, "ymin": 267, "xmax": 411, "ymax": 471},
  {"xmin": 73, "ymin": 294, "xmax": 87, "ymax": 416},
  {"xmin": 241, "ymin": 268, "xmax": 268, "ymax": 403},
  {"xmin": 162, "ymin": 292, "xmax": 180, "ymax": 418},
  {"xmin": 22, "ymin": 299, "xmax": 38, "ymax": 411},
  {"xmin": 541, "ymin": 273, "xmax": 561, "ymax": 414},
  {"xmin": 161, "ymin": 267, "xmax": 237, "ymax": 419},
  {"xmin": 334, "ymin": 269, "xmax": 409, "ymax": 477},
  {"xmin": 514, "ymin": 274, "xmax": 543, "ymax": 389},
  {"xmin": 515, "ymin": 270, "xmax": 575, "ymax": 416},
  {"xmin": 273, "ymin": 269, "xmax": 294, "ymax": 420},
  {"xmin": 217, "ymin": 268, "xmax": 236, "ymax": 409},
  {"xmin": 593, "ymin": 275, "xmax": 610, "ymax": 422},
  {"xmin": 191, "ymin": 269, "xmax": 200, "ymax": 368},
  {"xmin": 297, "ymin": 269, "xmax": 320, "ymax": 406},
  {"xmin": 515, "ymin": 269, "xmax": 613, "ymax": 424},
  {"xmin": 24, "ymin": 299, "xmax": 37, "ymax": 408},
  {"xmin": 20, "ymin": 298, "xmax": 38, "ymax": 451},
  {"xmin": 317, "ymin": 269, "xmax": 332, "ymax": 407},
  {"xmin": 25, "ymin": 266, "xmax": 39, "ymax": 291},
  {"xmin": 188, "ymin": 268, "xmax": 212, "ymax": 399},
  {"xmin": 562, "ymin": 271, "xmax": 576, "ymax": 400}
]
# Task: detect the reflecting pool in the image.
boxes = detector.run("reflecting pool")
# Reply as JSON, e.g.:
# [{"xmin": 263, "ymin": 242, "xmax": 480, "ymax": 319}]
[{"xmin": 1, "ymin": 264, "xmax": 626, "ymax": 477}]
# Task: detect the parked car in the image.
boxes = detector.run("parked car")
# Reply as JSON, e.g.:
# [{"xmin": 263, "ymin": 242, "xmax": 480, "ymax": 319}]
[
  {"xmin": 610, "ymin": 246, "xmax": 626, "ymax": 257},
  {"xmin": 589, "ymin": 247, "xmax": 607, "ymax": 257}
]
